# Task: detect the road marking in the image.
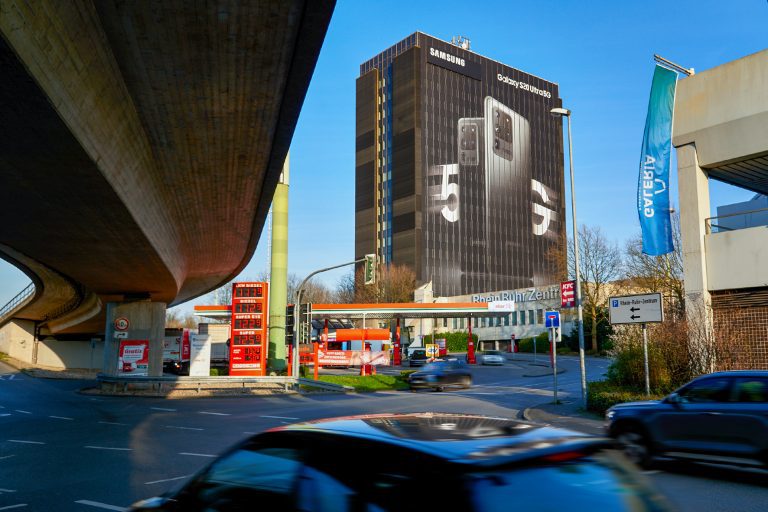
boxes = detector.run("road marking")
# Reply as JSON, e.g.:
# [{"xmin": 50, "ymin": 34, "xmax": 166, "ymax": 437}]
[
  {"xmin": 150, "ymin": 407, "xmax": 176, "ymax": 412},
  {"xmin": 260, "ymin": 415, "xmax": 299, "ymax": 420},
  {"xmin": 7, "ymin": 440, "xmax": 45, "ymax": 445},
  {"xmin": 198, "ymin": 411, "xmax": 230, "ymax": 416},
  {"xmin": 164, "ymin": 425, "xmax": 204, "ymax": 431},
  {"xmin": 74, "ymin": 500, "xmax": 126, "ymax": 511},
  {"xmin": 14, "ymin": 410, "xmax": 31, "ymax": 414},
  {"xmin": 89, "ymin": 398, "xmax": 104, "ymax": 402},
  {"xmin": 144, "ymin": 475, "xmax": 191, "ymax": 485},
  {"xmin": 49, "ymin": 416, "xmax": 73, "ymax": 421},
  {"xmin": 85, "ymin": 446, "xmax": 132, "ymax": 451},
  {"xmin": 0, "ymin": 505, "xmax": 27, "ymax": 511},
  {"xmin": 0, "ymin": 414, "xmax": 11, "ymax": 417},
  {"xmin": 0, "ymin": 488, "xmax": 16, "ymax": 492},
  {"xmin": 98, "ymin": 421, "xmax": 127, "ymax": 426},
  {"xmin": 179, "ymin": 452, "xmax": 216, "ymax": 458},
  {"xmin": 243, "ymin": 431, "xmax": 257, "ymax": 435},
  {"xmin": 643, "ymin": 470, "xmax": 661, "ymax": 475},
  {"xmin": 0, "ymin": 455, "xmax": 16, "ymax": 460}
]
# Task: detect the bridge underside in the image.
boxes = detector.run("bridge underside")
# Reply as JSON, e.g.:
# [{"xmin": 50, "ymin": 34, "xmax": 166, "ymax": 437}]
[{"xmin": 0, "ymin": 1, "xmax": 335, "ymax": 335}]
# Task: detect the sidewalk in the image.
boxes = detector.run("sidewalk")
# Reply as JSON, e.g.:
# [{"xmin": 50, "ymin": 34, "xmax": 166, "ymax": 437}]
[{"xmin": 522, "ymin": 399, "xmax": 604, "ymax": 436}]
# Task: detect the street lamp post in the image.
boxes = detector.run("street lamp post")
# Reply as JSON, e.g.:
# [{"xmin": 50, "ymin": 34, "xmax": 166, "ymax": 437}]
[{"xmin": 550, "ymin": 107, "xmax": 587, "ymax": 409}]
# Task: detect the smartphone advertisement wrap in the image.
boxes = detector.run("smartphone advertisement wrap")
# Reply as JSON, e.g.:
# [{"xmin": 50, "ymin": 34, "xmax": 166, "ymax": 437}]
[{"xmin": 421, "ymin": 35, "xmax": 565, "ymax": 296}]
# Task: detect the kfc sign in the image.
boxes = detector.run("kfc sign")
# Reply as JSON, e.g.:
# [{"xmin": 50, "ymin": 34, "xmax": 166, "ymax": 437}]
[{"xmin": 561, "ymin": 280, "xmax": 576, "ymax": 308}]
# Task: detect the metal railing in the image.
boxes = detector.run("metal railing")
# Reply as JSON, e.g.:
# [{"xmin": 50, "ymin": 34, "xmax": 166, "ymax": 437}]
[
  {"xmin": 0, "ymin": 282, "xmax": 35, "ymax": 320},
  {"xmin": 705, "ymin": 207, "xmax": 768, "ymax": 234}
]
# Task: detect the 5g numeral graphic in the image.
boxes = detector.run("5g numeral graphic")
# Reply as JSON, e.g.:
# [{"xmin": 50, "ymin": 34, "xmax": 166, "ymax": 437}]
[
  {"xmin": 531, "ymin": 179, "xmax": 556, "ymax": 235},
  {"xmin": 431, "ymin": 164, "xmax": 460, "ymax": 223}
]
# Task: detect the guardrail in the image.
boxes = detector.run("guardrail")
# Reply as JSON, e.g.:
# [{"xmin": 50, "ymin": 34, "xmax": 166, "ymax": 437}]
[
  {"xmin": 705, "ymin": 207, "xmax": 768, "ymax": 234},
  {"xmin": 0, "ymin": 282, "xmax": 35, "ymax": 321},
  {"xmin": 94, "ymin": 374, "xmax": 353, "ymax": 394}
]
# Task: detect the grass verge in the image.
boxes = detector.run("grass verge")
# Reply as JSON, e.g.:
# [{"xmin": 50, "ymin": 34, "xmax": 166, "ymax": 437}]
[
  {"xmin": 316, "ymin": 374, "xmax": 409, "ymax": 392},
  {"xmin": 587, "ymin": 380, "xmax": 665, "ymax": 415}
]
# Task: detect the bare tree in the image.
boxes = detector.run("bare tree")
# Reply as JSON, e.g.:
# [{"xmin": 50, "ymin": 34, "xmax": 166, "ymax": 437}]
[
  {"xmin": 207, "ymin": 279, "xmax": 235, "ymax": 305},
  {"xmin": 624, "ymin": 213, "xmax": 684, "ymax": 318},
  {"xmin": 334, "ymin": 272, "xmax": 356, "ymax": 303},
  {"xmin": 575, "ymin": 225, "xmax": 623, "ymax": 351},
  {"xmin": 354, "ymin": 263, "xmax": 416, "ymax": 303}
]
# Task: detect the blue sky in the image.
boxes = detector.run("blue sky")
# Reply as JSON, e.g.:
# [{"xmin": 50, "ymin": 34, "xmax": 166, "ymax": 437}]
[{"xmin": 1, "ymin": 1, "xmax": 766, "ymax": 312}]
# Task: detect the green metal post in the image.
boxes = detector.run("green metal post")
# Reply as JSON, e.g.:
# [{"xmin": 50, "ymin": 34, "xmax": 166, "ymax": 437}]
[{"xmin": 268, "ymin": 154, "xmax": 289, "ymax": 371}]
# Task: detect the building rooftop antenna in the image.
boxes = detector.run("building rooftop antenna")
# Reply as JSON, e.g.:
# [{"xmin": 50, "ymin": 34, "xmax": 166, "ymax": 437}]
[{"xmin": 450, "ymin": 35, "xmax": 471, "ymax": 51}]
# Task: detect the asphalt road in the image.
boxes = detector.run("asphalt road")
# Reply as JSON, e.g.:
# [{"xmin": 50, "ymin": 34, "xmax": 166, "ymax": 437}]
[{"xmin": 1, "ymin": 356, "xmax": 766, "ymax": 511}]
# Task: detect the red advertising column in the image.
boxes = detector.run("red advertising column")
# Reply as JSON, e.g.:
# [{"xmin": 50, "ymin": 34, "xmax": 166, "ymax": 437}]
[
  {"xmin": 229, "ymin": 282, "xmax": 269, "ymax": 376},
  {"xmin": 394, "ymin": 318, "xmax": 401, "ymax": 366},
  {"xmin": 467, "ymin": 317, "xmax": 476, "ymax": 364}
]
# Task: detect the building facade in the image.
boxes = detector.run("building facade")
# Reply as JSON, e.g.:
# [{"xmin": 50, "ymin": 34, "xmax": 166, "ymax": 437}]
[{"xmin": 355, "ymin": 32, "xmax": 566, "ymax": 298}]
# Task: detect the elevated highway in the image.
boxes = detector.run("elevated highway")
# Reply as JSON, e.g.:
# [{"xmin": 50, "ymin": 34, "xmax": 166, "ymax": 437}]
[{"xmin": 0, "ymin": 0, "xmax": 335, "ymax": 344}]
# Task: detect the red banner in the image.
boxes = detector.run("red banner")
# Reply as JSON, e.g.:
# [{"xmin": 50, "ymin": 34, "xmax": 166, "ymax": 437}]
[{"xmin": 317, "ymin": 350, "xmax": 390, "ymax": 366}]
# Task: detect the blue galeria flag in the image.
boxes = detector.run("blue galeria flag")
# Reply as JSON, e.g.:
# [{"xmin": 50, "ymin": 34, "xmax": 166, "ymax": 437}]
[{"xmin": 637, "ymin": 65, "xmax": 677, "ymax": 256}]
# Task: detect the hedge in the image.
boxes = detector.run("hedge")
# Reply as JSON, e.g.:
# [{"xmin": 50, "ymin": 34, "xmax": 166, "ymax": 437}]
[
  {"xmin": 423, "ymin": 332, "xmax": 478, "ymax": 353},
  {"xmin": 517, "ymin": 332, "xmax": 550, "ymax": 353},
  {"xmin": 587, "ymin": 380, "xmax": 665, "ymax": 415}
]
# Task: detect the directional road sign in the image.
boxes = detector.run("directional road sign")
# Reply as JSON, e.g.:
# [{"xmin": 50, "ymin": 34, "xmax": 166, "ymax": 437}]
[{"xmin": 608, "ymin": 293, "xmax": 664, "ymax": 325}]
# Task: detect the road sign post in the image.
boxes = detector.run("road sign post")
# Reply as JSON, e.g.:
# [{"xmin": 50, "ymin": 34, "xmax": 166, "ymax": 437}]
[
  {"xmin": 609, "ymin": 293, "xmax": 664, "ymax": 396},
  {"xmin": 545, "ymin": 312, "xmax": 561, "ymax": 404}
]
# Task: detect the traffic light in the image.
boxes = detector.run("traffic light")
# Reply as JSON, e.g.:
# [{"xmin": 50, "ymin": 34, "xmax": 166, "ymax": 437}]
[
  {"xmin": 285, "ymin": 304, "xmax": 295, "ymax": 346},
  {"xmin": 364, "ymin": 253, "xmax": 376, "ymax": 285}
]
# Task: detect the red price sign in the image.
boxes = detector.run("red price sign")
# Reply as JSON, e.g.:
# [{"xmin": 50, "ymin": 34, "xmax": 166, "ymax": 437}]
[{"xmin": 561, "ymin": 280, "xmax": 576, "ymax": 308}]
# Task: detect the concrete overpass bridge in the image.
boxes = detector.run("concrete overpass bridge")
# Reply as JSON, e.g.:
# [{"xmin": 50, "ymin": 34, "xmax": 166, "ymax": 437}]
[{"xmin": 0, "ymin": 1, "xmax": 335, "ymax": 372}]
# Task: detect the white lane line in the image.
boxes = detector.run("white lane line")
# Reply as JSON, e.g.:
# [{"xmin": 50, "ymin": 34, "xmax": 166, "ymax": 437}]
[
  {"xmin": 0, "ymin": 505, "xmax": 27, "ymax": 511},
  {"xmin": 0, "ymin": 414, "xmax": 11, "ymax": 417},
  {"xmin": 89, "ymin": 398, "xmax": 104, "ymax": 402},
  {"xmin": 144, "ymin": 475, "xmax": 191, "ymax": 485},
  {"xmin": 198, "ymin": 411, "xmax": 230, "ymax": 416},
  {"xmin": 179, "ymin": 452, "xmax": 216, "ymax": 458},
  {"xmin": 643, "ymin": 470, "xmax": 661, "ymax": 475},
  {"xmin": 164, "ymin": 425, "xmax": 204, "ymax": 431},
  {"xmin": 14, "ymin": 410, "xmax": 31, "ymax": 414},
  {"xmin": 0, "ymin": 488, "xmax": 16, "ymax": 492},
  {"xmin": 0, "ymin": 455, "xmax": 16, "ymax": 460},
  {"xmin": 242, "ymin": 431, "xmax": 257, "ymax": 435},
  {"xmin": 98, "ymin": 421, "xmax": 127, "ymax": 426},
  {"xmin": 150, "ymin": 407, "xmax": 176, "ymax": 412},
  {"xmin": 7, "ymin": 440, "xmax": 45, "ymax": 445},
  {"xmin": 260, "ymin": 415, "xmax": 299, "ymax": 420},
  {"xmin": 73, "ymin": 500, "xmax": 126, "ymax": 511},
  {"xmin": 85, "ymin": 446, "xmax": 132, "ymax": 451},
  {"xmin": 49, "ymin": 416, "xmax": 73, "ymax": 421}
]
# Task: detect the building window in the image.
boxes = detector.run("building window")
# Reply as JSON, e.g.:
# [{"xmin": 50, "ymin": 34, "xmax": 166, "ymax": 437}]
[
  {"xmin": 529, "ymin": 310, "xmax": 535, "ymax": 325},
  {"xmin": 452, "ymin": 318, "xmax": 457, "ymax": 329},
  {"xmin": 443, "ymin": 318, "xmax": 448, "ymax": 328},
  {"xmin": 460, "ymin": 318, "xmax": 465, "ymax": 329},
  {"xmin": 504, "ymin": 315, "xmax": 510, "ymax": 326},
  {"xmin": 495, "ymin": 317, "xmax": 502, "ymax": 327},
  {"xmin": 473, "ymin": 317, "xmax": 478, "ymax": 328},
  {"xmin": 511, "ymin": 312, "xmax": 517, "ymax": 326},
  {"xmin": 520, "ymin": 312, "xmax": 525, "ymax": 326},
  {"xmin": 537, "ymin": 309, "xmax": 544, "ymax": 324}
]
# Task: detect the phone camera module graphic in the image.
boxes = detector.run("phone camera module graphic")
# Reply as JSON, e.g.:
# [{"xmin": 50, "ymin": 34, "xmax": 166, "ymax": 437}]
[
  {"xmin": 492, "ymin": 106, "xmax": 515, "ymax": 160},
  {"xmin": 459, "ymin": 121, "xmax": 480, "ymax": 166}
]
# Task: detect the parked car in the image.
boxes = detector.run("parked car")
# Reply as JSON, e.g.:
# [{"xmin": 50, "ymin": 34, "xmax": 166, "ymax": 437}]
[
  {"xmin": 408, "ymin": 348, "xmax": 428, "ymax": 367},
  {"xmin": 479, "ymin": 350, "xmax": 504, "ymax": 365},
  {"xmin": 606, "ymin": 370, "xmax": 768, "ymax": 468},
  {"xmin": 130, "ymin": 413, "xmax": 670, "ymax": 511},
  {"xmin": 408, "ymin": 360, "xmax": 472, "ymax": 391}
]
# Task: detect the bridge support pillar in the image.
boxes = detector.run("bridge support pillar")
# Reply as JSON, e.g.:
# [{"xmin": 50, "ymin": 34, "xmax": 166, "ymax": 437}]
[{"xmin": 103, "ymin": 301, "xmax": 166, "ymax": 377}]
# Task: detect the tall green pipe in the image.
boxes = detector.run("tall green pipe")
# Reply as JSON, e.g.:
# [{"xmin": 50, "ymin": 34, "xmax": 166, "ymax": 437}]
[{"xmin": 268, "ymin": 154, "xmax": 289, "ymax": 371}]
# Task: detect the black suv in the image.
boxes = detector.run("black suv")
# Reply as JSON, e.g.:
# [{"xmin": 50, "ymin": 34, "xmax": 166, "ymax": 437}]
[{"xmin": 606, "ymin": 370, "xmax": 768, "ymax": 468}]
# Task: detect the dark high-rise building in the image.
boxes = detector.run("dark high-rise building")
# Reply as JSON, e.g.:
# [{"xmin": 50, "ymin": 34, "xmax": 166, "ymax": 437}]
[{"xmin": 355, "ymin": 32, "xmax": 565, "ymax": 297}]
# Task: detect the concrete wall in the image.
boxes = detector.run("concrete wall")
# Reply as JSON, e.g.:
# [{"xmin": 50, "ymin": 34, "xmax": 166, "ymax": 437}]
[
  {"xmin": 705, "ymin": 226, "xmax": 768, "ymax": 290},
  {"xmin": 36, "ymin": 339, "xmax": 104, "ymax": 369},
  {"xmin": 673, "ymin": 49, "xmax": 768, "ymax": 167},
  {"xmin": 0, "ymin": 319, "xmax": 35, "ymax": 362}
]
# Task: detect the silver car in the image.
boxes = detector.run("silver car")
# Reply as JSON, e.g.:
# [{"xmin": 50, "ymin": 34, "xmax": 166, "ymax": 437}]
[{"xmin": 479, "ymin": 350, "xmax": 505, "ymax": 365}]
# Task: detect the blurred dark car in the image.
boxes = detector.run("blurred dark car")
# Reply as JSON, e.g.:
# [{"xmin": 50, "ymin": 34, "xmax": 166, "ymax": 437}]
[
  {"xmin": 408, "ymin": 348, "xmax": 428, "ymax": 367},
  {"xmin": 130, "ymin": 413, "xmax": 670, "ymax": 512},
  {"xmin": 606, "ymin": 370, "xmax": 768, "ymax": 468},
  {"xmin": 408, "ymin": 360, "xmax": 472, "ymax": 391}
]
